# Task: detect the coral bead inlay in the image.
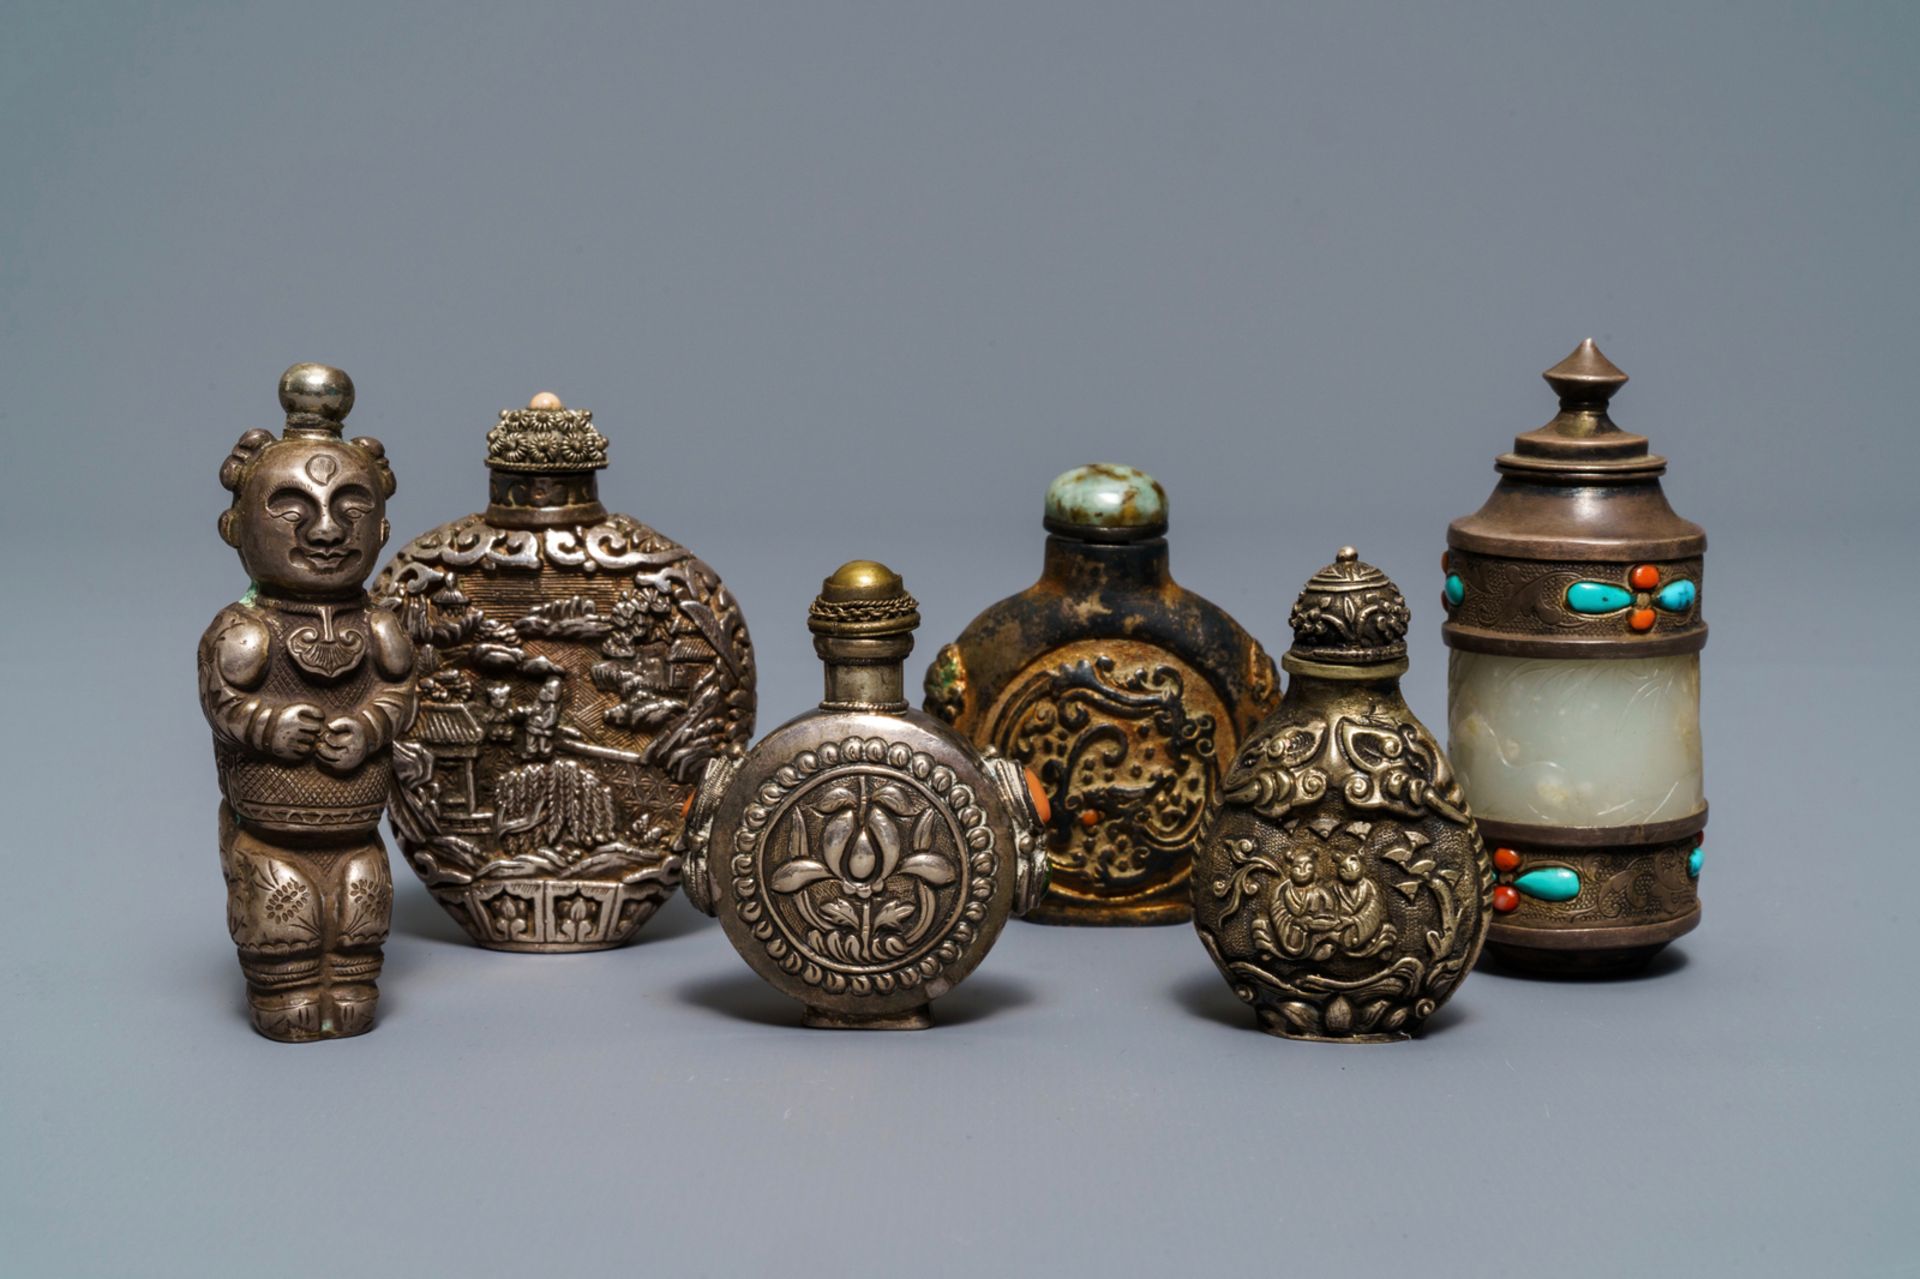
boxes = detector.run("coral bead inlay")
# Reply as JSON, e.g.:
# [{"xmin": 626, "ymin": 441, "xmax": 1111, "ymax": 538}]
[{"xmin": 1564, "ymin": 564, "xmax": 1697, "ymax": 634}]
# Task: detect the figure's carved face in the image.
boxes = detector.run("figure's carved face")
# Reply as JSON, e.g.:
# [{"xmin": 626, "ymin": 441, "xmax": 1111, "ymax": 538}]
[
  {"xmin": 1336, "ymin": 852, "xmax": 1363, "ymax": 883},
  {"xmin": 1288, "ymin": 849, "xmax": 1317, "ymax": 885},
  {"xmin": 236, "ymin": 442, "xmax": 386, "ymax": 595}
]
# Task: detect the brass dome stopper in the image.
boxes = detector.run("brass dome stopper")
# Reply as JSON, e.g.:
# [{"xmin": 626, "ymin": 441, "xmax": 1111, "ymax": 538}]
[
  {"xmin": 808, "ymin": 560, "xmax": 921, "ymax": 638},
  {"xmin": 278, "ymin": 362, "xmax": 354, "ymax": 435},
  {"xmin": 1284, "ymin": 546, "xmax": 1411, "ymax": 672},
  {"xmin": 1042, "ymin": 463, "xmax": 1168, "ymax": 543}
]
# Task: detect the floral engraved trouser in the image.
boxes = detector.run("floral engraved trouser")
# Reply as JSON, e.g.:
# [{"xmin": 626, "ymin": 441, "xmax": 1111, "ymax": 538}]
[{"xmin": 218, "ymin": 802, "xmax": 394, "ymax": 1040}]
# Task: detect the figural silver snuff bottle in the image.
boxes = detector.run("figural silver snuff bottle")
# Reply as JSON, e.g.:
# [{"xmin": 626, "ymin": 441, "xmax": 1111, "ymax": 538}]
[
  {"xmin": 925, "ymin": 464, "xmax": 1279, "ymax": 926},
  {"xmin": 200, "ymin": 363, "xmax": 416, "ymax": 1041},
  {"xmin": 374, "ymin": 393, "xmax": 755, "ymax": 951},
  {"xmin": 1192, "ymin": 549, "xmax": 1492, "ymax": 1041},
  {"xmin": 680, "ymin": 561, "xmax": 1049, "ymax": 1029}
]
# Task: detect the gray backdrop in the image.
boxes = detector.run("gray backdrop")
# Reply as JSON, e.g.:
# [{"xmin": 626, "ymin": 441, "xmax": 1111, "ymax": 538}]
[{"xmin": 3, "ymin": 3, "xmax": 1914, "ymax": 1275}]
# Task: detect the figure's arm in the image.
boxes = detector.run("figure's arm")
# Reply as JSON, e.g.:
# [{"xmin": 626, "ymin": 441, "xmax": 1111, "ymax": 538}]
[
  {"xmin": 357, "ymin": 608, "xmax": 418, "ymax": 750},
  {"xmin": 317, "ymin": 608, "xmax": 417, "ymax": 771},
  {"xmin": 198, "ymin": 606, "xmax": 324, "ymax": 760}
]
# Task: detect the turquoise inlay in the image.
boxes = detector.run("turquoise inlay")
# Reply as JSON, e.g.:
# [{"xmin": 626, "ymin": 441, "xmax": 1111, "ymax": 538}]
[
  {"xmin": 240, "ymin": 581, "xmax": 260, "ymax": 607},
  {"xmin": 1566, "ymin": 581, "xmax": 1633, "ymax": 614},
  {"xmin": 1514, "ymin": 867, "xmax": 1581, "ymax": 902},
  {"xmin": 1656, "ymin": 579, "xmax": 1697, "ymax": 612},
  {"xmin": 1044, "ymin": 464, "xmax": 1168, "ymax": 531},
  {"xmin": 1688, "ymin": 846, "xmax": 1703, "ymax": 879},
  {"xmin": 1444, "ymin": 573, "xmax": 1465, "ymax": 606}
]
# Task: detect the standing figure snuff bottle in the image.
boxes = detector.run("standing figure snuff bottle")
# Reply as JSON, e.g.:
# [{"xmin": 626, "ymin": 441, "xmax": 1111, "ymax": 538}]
[{"xmin": 199, "ymin": 363, "xmax": 416, "ymax": 1041}]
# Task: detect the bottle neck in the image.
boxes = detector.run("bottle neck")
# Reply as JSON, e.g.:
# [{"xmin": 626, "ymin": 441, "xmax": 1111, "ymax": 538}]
[
  {"xmin": 485, "ymin": 468, "xmax": 608, "ymax": 528},
  {"xmin": 815, "ymin": 634, "xmax": 913, "ymax": 712},
  {"xmin": 1040, "ymin": 535, "xmax": 1171, "ymax": 592},
  {"xmin": 1281, "ymin": 667, "xmax": 1408, "ymax": 701}
]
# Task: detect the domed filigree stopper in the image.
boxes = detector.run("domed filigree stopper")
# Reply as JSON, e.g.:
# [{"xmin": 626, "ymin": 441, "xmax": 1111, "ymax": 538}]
[
  {"xmin": 485, "ymin": 392, "xmax": 610, "ymax": 472},
  {"xmin": 1287, "ymin": 547, "xmax": 1410, "ymax": 668}
]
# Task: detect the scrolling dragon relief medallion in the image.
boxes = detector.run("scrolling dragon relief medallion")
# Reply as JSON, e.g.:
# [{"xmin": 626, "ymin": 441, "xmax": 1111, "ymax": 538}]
[
  {"xmin": 731, "ymin": 738, "xmax": 997, "ymax": 1000},
  {"xmin": 982, "ymin": 639, "xmax": 1230, "ymax": 915}
]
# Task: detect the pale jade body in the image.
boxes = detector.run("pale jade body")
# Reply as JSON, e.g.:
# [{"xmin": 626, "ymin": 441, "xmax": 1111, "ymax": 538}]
[{"xmin": 1447, "ymin": 651, "xmax": 1702, "ymax": 828}]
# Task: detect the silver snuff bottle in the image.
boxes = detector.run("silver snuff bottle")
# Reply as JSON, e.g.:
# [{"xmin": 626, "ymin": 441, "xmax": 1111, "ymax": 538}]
[
  {"xmin": 1192, "ymin": 549, "xmax": 1492, "ymax": 1041},
  {"xmin": 200, "ymin": 364, "xmax": 416, "ymax": 1041},
  {"xmin": 680, "ymin": 561, "xmax": 1049, "ymax": 1029},
  {"xmin": 374, "ymin": 393, "xmax": 755, "ymax": 952}
]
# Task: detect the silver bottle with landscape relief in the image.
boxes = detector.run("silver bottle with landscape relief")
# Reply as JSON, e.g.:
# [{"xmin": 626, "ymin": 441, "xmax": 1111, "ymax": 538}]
[{"xmin": 374, "ymin": 392, "xmax": 755, "ymax": 952}]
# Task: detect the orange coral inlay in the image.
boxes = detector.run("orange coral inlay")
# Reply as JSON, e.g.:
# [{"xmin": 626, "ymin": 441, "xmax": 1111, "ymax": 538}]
[
  {"xmin": 680, "ymin": 790, "xmax": 696, "ymax": 819},
  {"xmin": 1629, "ymin": 564, "xmax": 1660, "ymax": 591},
  {"xmin": 1493, "ymin": 847, "xmax": 1521, "ymax": 873},
  {"xmin": 1629, "ymin": 607, "xmax": 1657, "ymax": 632},
  {"xmin": 1441, "ymin": 550, "xmax": 1451, "ymax": 573},
  {"xmin": 1492, "ymin": 885, "xmax": 1520, "ymax": 913},
  {"xmin": 1078, "ymin": 808, "xmax": 1099, "ymax": 828},
  {"xmin": 1023, "ymin": 768, "xmax": 1052, "ymax": 825}
]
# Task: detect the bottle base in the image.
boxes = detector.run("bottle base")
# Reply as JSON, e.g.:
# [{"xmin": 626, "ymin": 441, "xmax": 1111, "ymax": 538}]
[
  {"xmin": 1483, "ymin": 905, "xmax": 1699, "ymax": 979},
  {"xmin": 803, "ymin": 1004, "xmax": 934, "ymax": 1031},
  {"xmin": 1484, "ymin": 940, "xmax": 1670, "ymax": 978}
]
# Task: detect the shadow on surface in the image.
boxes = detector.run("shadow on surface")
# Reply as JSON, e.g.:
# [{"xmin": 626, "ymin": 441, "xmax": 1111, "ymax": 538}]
[
  {"xmin": 1170, "ymin": 968, "xmax": 1251, "ymax": 1030},
  {"xmin": 677, "ymin": 969, "xmax": 1034, "ymax": 1029},
  {"xmin": 1475, "ymin": 944, "xmax": 1691, "ymax": 984},
  {"xmin": 392, "ymin": 885, "xmax": 471, "ymax": 946},
  {"xmin": 1169, "ymin": 968, "xmax": 1474, "ymax": 1040},
  {"xmin": 629, "ymin": 896, "xmax": 715, "ymax": 944}
]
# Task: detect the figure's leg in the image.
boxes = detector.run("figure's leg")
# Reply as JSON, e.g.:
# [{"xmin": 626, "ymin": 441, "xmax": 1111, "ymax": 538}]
[
  {"xmin": 221, "ymin": 813, "xmax": 327, "ymax": 1042},
  {"xmin": 324, "ymin": 835, "xmax": 393, "ymax": 1038}
]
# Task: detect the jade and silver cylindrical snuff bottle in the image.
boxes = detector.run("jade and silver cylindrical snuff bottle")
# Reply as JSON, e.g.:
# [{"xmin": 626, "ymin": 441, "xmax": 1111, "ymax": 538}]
[{"xmin": 1443, "ymin": 342, "xmax": 1706, "ymax": 975}]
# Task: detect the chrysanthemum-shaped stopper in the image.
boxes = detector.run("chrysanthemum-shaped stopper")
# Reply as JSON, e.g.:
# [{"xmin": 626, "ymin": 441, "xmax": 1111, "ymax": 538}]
[
  {"xmin": 1286, "ymin": 547, "xmax": 1410, "ymax": 668},
  {"xmin": 485, "ymin": 392, "xmax": 610, "ymax": 472}
]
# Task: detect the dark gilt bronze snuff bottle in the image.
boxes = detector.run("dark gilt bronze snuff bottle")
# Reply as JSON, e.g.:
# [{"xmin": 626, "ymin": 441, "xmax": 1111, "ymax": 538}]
[
  {"xmin": 373, "ymin": 393, "xmax": 755, "ymax": 952},
  {"xmin": 680, "ymin": 561, "xmax": 1049, "ymax": 1029},
  {"xmin": 1193, "ymin": 549, "xmax": 1492, "ymax": 1042},
  {"xmin": 200, "ymin": 364, "xmax": 416, "ymax": 1041},
  {"xmin": 1443, "ymin": 341, "xmax": 1706, "ymax": 975},
  {"xmin": 925, "ymin": 464, "xmax": 1278, "ymax": 925}
]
